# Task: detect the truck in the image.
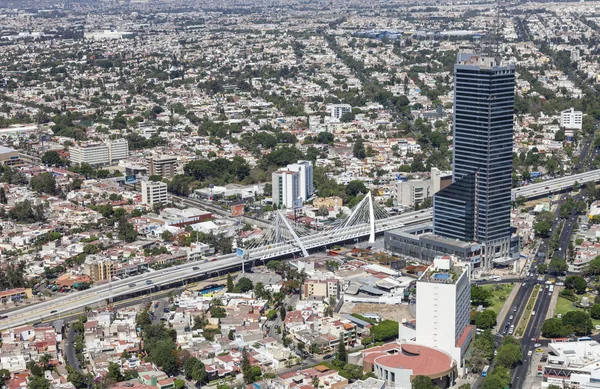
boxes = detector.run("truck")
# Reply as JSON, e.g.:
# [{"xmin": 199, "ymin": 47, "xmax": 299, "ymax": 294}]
[{"xmin": 549, "ymin": 285, "xmax": 554, "ymax": 293}]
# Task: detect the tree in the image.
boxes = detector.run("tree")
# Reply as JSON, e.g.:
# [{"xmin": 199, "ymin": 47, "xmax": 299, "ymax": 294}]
[
  {"xmin": 586, "ymin": 256, "xmax": 600, "ymax": 275},
  {"xmin": 591, "ymin": 304, "xmax": 600, "ymax": 320},
  {"xmin": 41, "ymin": 151, "xmax": 63, "ymax": 166},
  {"xmin": 549, "ymin": 257, "xmax": 568, "ymax": 275},
  {"xmin": 316, "ymin": 205, "xmax": 330, "ymax": 217},
  {"xmin": 353, "ymin": 138, "xmax": 366, "ymax": 159},
  {"xmin": 9, "ymin": 200, "xmax": 45, "ymax": 223},
  {"xmin": 370, "ymin": 320, "xmax": 399, "ymax": 342},
  {"xmin": 542, "ymin": 318, "xmax": 570, "ymax": 338},
  {"xmin": 411, "ymin": 375, "xmax": 436, "ymax": 389},
  {"xmin": 30, "ymin": 172, "xmax": 57, "ymax": 195},
  {"xmin": 562, "ymin": 311, "xmax": 593, "ymax": 336},
  {"xmin": 174, "ymin": 379, "xmax": 185, "ymax": 389},
  {"xmin": 184, "ymin": 357, "xmax": 207, "ymax": 384},
  {"xmin": 279, "ymin": 305, "xmax": 287, "ymax": 321},
  {"xmin": 537, "ymin": 263, "xmax": 548, "ymax": 274},
  {"xmin": 235, "ymin": 277, "xmax": 253, "ymax": 293},
  {"xmin": 475, "ymin": 310, "xmax": 497, "ymax": 330},
  {"xmin": 0, "ymin": 369, "xmax": 10, "ymax": 385},
  {"xmin": 471, "ymin": 285, "xmax": 492, "ymax": 307},
  {"xmin": 118, "ymin": 221, "xmax": 138, "ymax": 242},
  {"xmin": 226, "ymin": 273, "xmax": 234, "ymax": 293},
  {"xmin": 28, "ymin": 376, "xmax": 51, "ymax": 389},
  {"xmin": 340, "ymin": 111, "xmax": 356, "ymax": 123},
  {"xmin": 336, "ymin": 333, "xmax": 347, "ymax": 363},
  {"xmin": 495, "ymin": 343, "xmax": 522, "ymax": 368},
  {"xmin": 107, "ymin": 362, "xmax": 123, "ymax": 382},
  {"xmin": 148, "ymin": 338, "xmax": 178, "ymax": 376},
  {"xmin": 346, "ymin": 180, "xmax": 367, "ymax": 197},
  {"xmin": 241, "ymin": 348, "xmax": 261, "ymax": 384},
  {"xmin": 565, "ymin": 275, "xmax": 587, "ymax": 294},
  {"xmin": 161, "ymin": 230, "xmax": 173, "ymax": 242}
]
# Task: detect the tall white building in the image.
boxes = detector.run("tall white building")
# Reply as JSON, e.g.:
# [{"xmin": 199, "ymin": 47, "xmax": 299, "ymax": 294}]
[
  {"xmin": 329, "ymin": 104, "xmax": 352, "ymax": 120},
  {"xmin": 413, "ymin": 256, "xmax": 472, "ymax": 368},
  {"xmin": 70, "ymin": 139, "xmax": 129, "ymax": 166},
  {"xmin": 272, "ymin": 169, "xmax": 300, "ymax": 209},
  {"xmin": 141, "ymin": 181, "xmax": 168, "ymax": 206},
  {"xmin": 108, "ymin": 138, "xmax": 129, "ymax": 162},
  {"xmin": 561, "ymin": 107, "xmax": 583, "ymax": 130},
  {"xmin": 287, "ymin": 160, "xmax": 314, "ymax": 201}
]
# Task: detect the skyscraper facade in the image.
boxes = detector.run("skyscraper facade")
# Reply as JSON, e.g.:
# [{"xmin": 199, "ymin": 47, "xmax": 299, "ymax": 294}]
[{"xmin": 433, "ymin": 54, "xmax": 515, "ymax": 268}]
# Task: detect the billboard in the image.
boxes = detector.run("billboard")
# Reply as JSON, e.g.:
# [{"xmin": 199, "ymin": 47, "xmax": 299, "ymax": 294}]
[
  {"xmin": 293, "ymin": 198, "xmax": 303, "ymax": 210},
  {"xmin": 237, "ymin": 248, "xmax": 245, "ymax": 258},
  {"xmin": 231, "ymin": 203, "xmax": 244, "ymax": 217},
  {"xmin": 125, "ymin": 175, "xmax": 137, "ymax": 184}
]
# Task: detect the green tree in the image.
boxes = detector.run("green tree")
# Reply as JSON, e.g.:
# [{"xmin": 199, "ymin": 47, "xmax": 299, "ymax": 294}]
[
  {"xmin": 30, "ymin": 172, "xmax": 57, "ymax": 195},
  {"xmin": 370, "ymin": 320, "xmax": 399, "ymax": 342},
  {"xmin": 353, "ymin": 138, "xmax": 366, "ymax": 159},
  {"xmin": 549, "ymin": 257, "xmax": 568, "ymax": 275},
  {"xmin": 226, "ymin": 273, "xmax": 234, "ymax": 293},
  {"xmin": 542, "ymin": 318, "xmax": 570, "ymax": 338},
  {"xmin": 241, "ymin": 348, "xmax": 261, "ymax": 384},
  {"xmin": 148, "ymin": 339, "xmax": 178, "ymax": 376},
  {"xmin": 336, "ymin": 333, "xmax": 347, "ymax": 363},
  {"xmin": 537, "ymin": 263, "xmax": 548, "ymax": 274},
  {"xmin": 174, "ymin": 379, "xmax": 185, "ymax": 389},
  {"xmin": 495, "ymin": 343, "xmax": 522, "ymax": 368},
  {"xmin": 591, "ymin": 304, "xmax": 600, "ymax": 320},
  {"xmin": 475, "ymin": 310, "xmax": 497, "ymax": 330},
  {"xmin": 107, "ymin": 362, "xmax": 123, "ymax": 382},
  {"xmin": 562, "ymin": 311, "xmax": 593, "ymax": 336},
  {"xmin": 586, "ymin": 256, "xmax": 600, "ymax": 275},
  {"xmin": 471, "ymin": 285, "xmax": 492, "ymax": 307},
  {"xmin": 565, "ymin": 275, "xmax": 587, "ymax": 294},
  {"xmin": 41, "ymin": 151, "xmax": 63, "ymax": 166},
  {"xmin": 340, "ymin": 111, "xmax": 356, "ymax": 123},
  {"xmin": 411, "ymin": 375, "xmax": 436, "ymax": 389},
  {"xmin": 235, "ymin": 277, "xmax": 253, "ymax": 293},
  {"xmin": 184, "ymin": 357, "xmax": 207, "ymax": 384},
  {"xmin": 346, "ymin": 180, "xmax": 367, "ymax": 197},
  {"xmin": 28, "ymin": 376, "xmax": 51, "ymax": 389},
  {"xmin": 161, "ymin": 230, "xmax": 173, "ymax": 241},
  {"xmin": 118, "ymin": 221, "xmax": 138, "ymax": 242}
]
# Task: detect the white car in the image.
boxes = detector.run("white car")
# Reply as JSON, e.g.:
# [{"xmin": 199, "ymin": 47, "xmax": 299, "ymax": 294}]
[
  {"xmin": 534, "ymin": 343, "xmax": 541, "ymax": 347},
  {"xmin": 527, "ymin": 350, "xmax": 533, "ymax": 356}
]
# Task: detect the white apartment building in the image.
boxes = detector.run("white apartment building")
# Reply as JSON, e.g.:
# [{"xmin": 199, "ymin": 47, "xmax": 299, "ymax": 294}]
[
  {"xmin": 69, "ymin": 143, "xmax": 109, "ymax": 166},
  {"xmin": 141, "ymin": 181, "xmax": 168, "ymax": 206},
  {"xmin": 561, "ymin": 108, "xmax": 583, "ymax": 130},
  {"xmin": 287, "ymin": 160, "xmax": 314, "ymax": 201},
  {"xmin": 108, "ymin": 138, "xmax": 129, "ymax": 162},
  {"xmin": 396, "ymin": 167, "xmax": 452, "ymax": 208},
  {"xmin": 329, "ymin": 104, "xmax": 352, "ymax": 120},
  {"xmin": 401, "ymin": 256, "xmax": 472, "ymax": 369},
  {"xmin": 70, "ymin": 139, "xmax": 129, "ymax": 166},
  {"xmin": 272, "ymin": 169, "xmax": 300, "ymax": 209}
]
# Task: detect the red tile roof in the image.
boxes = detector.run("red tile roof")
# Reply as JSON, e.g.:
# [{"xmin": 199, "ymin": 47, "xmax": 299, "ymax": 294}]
[{"xmin": 369, "ymin": 343, "xmax": 454, "ymax": 377}]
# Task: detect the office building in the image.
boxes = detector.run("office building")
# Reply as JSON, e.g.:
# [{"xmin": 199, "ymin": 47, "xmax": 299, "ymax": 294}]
[
  {"xmin": 141, "ymin": 180, "xmax": 168, "ymax": 206},
  {"xmin": 561, "ymin": 107, "xmax": 583, "ymax": 130},
  {"xmin": 433, "ymin": 53, "xmax": 515, "ymax": 269},
  {"xmin": 287, "ymin": 160, "xmax": 314, "ymax": 201},
  {"xmin": 272, "ymin": 169, "xmax": 300, "ymax": 209},
  {"xmin": 542, "ymin": 340, "xmax": 600, "ymax": 388},
  {"xmin": 396, "ymin": 167, "xmax": 452, "ymax": 208},
  {"xmin": 148, "ymin": 155, "xmax": 177, "ymax": 178},
  {"xmin": 70, "ymin": 139, "xmax": 129, "ymax": 166},
  {"xmin": 329, "ymin": 104, "xmax": 352, "ymax": 120},
  {"xmin": 0, "ymin": 146, "xmax": 20, "ymax": 166}
]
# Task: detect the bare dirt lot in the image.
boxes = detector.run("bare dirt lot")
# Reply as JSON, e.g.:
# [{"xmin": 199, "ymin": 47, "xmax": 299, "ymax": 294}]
[{"xmin": 340, "ymin": 302, "xmax": 415, "ymax": 322}]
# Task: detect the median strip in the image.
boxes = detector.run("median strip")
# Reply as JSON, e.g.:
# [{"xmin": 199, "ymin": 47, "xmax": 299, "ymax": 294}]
[{"xmin": 515, "ymin": 284, "xmax": 540, "ymax": 338}]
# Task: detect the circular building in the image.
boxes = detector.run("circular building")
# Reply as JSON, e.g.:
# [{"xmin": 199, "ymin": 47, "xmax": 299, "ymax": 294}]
[{"xmin": 363, "ymin": 343, "xmax": 456, "ymax": 388}]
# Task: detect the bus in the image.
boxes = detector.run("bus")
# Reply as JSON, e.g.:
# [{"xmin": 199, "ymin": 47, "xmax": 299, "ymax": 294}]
[
  {"xmin": 482, "ymin": 365, "xmax": 490, "ymax": 377},
  {"xmin": 578, "ymin": 337, "xmax": 592, "ymax": 342}
]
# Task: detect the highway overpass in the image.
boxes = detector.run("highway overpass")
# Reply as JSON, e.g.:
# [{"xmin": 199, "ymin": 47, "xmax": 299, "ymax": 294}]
[
  {"xmin": 512, "ymin": 169, "xmax": 600, "ymax": 200},
  {"xmin": 0, "ymin": 209, "xmax": 433, "ymax": 331}
]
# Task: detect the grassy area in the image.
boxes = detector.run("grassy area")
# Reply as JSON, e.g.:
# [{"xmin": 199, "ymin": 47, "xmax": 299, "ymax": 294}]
[
  {"xmin": 515, "ymin": 284, "xmax": 540, "ymax": 337},
  {"xmin": 555, "ymin": 295, "xmax": 600, "ymax": 327},
  {"xmin": 481, "ymin": 283, "xmax": 515, "ymax": 314}
]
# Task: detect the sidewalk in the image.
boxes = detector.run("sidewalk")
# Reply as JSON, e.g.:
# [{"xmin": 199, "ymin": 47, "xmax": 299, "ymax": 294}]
[
  {"xmin": 546, "ymin": 286, "xmax": 561, "ymax": 320},
  {"xmin": 494, "ymin": 283, "xmax": 521, "ymax": 334}
]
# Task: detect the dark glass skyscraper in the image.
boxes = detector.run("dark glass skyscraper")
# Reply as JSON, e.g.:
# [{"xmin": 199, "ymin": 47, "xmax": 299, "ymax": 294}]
[{"xmin": 433, "ymin": 53, "xmax": 515, "ymax": 268}]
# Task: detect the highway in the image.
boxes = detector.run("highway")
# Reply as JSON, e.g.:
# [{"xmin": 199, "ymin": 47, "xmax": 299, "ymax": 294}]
[
  {"xmin": 0, "ymin": 209, "xmax": 433, "ymax": 331},
  {"xmin": 512, "ymin": 169, "xmax": 600, "ymax": 199}
]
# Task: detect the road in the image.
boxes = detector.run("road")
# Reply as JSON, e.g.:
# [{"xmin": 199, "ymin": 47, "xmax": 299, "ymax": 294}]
[{"xmin": 65, "ymin": 325, "xmax": 81, "ymax": 372}]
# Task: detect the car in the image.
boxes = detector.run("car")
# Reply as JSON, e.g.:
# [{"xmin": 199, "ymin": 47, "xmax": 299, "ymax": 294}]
[
  {"xmin": 534, "ymin": 343, "xmax": 541, "ymax": 347},
  {"xmin": 323, "ymin": 354, "xmax": 334, "ymax": 360},
  {"xmin": 513, "ymin": 307, "xmax": 517, "ymax": 312},
  {"xmin": 509, "ymin": 315, "xmax": 513, "ymax": 320},
  {"xmin": 146, "ymin": 280, "xmax": 153, "ymax": 285},
  {"xmin": 193, "ymin": 267, "xmax": 199, "ymax": 270},
  {"xmin": 50, "ymin": 310, "xmax": 57, "ymax": 314},
  {"xmin": 128, "ymin": 283, "xmax": 136, "ymax": 287},
  {"xmin": 527, "ymin": 350, "xmax": 533, "ymax": 356},
  {"xmin": 164, "ymin": 308, "xmax": 170, "ymax": 313},
  {"xmin": 536, "ymin": 348, "xmax": 544, "ymax": 353},
  {"xmin": 154, "ymin": 303, "xmax": 159, "ymax": 309}
]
